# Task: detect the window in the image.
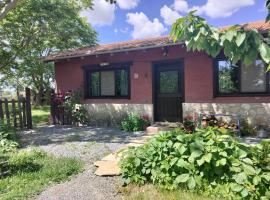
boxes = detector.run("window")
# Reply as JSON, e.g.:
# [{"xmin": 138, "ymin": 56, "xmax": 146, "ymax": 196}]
[
  {"xmin": 159, "ymin": 70, "xmax": 179, "ymax": 93},
  {"xmin": 215, "ymin": 59, "xmax": 269, "ymax": 96},
  {"xmin": 87, "ymin": 66, "xmax": 130, "ymax": 98}
]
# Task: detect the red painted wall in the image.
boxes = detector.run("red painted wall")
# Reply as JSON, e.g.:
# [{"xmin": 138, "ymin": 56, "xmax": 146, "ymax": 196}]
[{"xmin": 55, "ymin": 45, "xmax": 270, "ymax": 104}]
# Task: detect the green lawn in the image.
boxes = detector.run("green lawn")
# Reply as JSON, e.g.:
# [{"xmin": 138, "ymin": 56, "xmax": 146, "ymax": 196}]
[
  {"xmin": 32, "ymin": 106, "xmax": 50, "ymax": 126},
  {"xmin": 0, "ymin": 149, "xmax": 83, "ymax": 200},
  {"xmin": 120, "ymin": 185, "xmax": 219, "ymax": 200}
]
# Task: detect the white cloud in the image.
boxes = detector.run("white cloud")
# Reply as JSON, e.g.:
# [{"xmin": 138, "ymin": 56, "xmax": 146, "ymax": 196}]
[
  {"xmin": 126, "ymin": 12, "xmax": 167, "ymax": 39},
  {"xmin": 160, "ymin": 5, "xmax": 181, "ymax": 25},
  {"xmin": 80, "ymin": 0, "xmax": 116, "ymax": 26},
  {"xmin": 173, "ymin": 0, "xmax": 189, "ymax": 12},
  {"xmin": 117, "ymin": 0, "xmax": 140, "ymax": 10},
  {"xmin": 120, "ymin": 27, "xmax": 129, "ymax": 34},
  {"xmin": 192, "ymin": 0, "xmax": 255, "ymax": 18}
]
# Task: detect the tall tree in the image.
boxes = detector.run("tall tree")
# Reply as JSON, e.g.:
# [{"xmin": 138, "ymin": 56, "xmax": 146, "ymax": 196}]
[
  {"xmin": 0, "ymin": 0, "xmax": 97, "ymax": 105},
  {"xmin": 0, "ymin": 0, "xmax": 116, "ymax": 20}
]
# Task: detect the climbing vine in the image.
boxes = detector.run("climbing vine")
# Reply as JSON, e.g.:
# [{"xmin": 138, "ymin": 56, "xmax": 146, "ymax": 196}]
[{"xmin": 170, "ymin": 11, "xmax": 270, "ymax": 70}]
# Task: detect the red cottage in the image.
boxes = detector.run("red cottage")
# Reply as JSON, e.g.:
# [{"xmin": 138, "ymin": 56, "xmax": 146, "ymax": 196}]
[{"xmin": 44, "ymin": 21, "xmax": 270, "ymax": 127}]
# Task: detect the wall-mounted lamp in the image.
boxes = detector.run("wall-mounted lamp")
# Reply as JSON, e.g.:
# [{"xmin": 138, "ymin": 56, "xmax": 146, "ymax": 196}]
[
  {"xmin": 100, "ymin": 62, "xmax": 110, "ymax": 67},
  {"xmin": 162, "ymin": 46, "xmax": 169, "ymax": 57}
]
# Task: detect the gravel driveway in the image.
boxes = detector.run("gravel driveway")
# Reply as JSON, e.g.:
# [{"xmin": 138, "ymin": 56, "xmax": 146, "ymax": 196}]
[{"xmin": 19, "ymin": 125, "xmax": 143, "ymax": 200}]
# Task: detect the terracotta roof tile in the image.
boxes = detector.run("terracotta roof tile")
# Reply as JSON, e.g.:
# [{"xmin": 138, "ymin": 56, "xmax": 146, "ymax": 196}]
[{"xmin": 43, "ymin": 21, "xmax": 270, "ymax": 62}]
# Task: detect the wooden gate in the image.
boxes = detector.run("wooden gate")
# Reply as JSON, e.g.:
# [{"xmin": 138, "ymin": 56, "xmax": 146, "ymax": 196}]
[{"xmin": 0, "ymin": 88, "xmax": 32, "ymax": 129}]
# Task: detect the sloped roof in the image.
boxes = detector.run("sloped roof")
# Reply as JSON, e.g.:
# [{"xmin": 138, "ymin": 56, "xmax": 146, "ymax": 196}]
[{"xmin": 43, "ymin": 20, "xmax": 270, "ymax": 62}]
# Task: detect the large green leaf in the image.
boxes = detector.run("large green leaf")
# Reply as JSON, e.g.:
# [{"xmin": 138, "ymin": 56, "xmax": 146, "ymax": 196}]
[
  {"xmin": 176, "ymin": 173, "xmax": 190, "ymax": 183},
  {"xmin": 235, "ymin": 32, "xmax": 246, "ymax": 47},
  {"xmin": 259, "ymin": 43, "xmax": 270, "ymax": 63},
  {"xmin": 187, "ymin": 176, "xmax": 196, "ymax": 189}
]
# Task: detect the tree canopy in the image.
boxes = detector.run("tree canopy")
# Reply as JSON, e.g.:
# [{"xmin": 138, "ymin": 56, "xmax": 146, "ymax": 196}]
[
  {"xmin": 0, "ymin": 0, "xmax": 97, "ymax": 104},
  {"xmin": 171, "ymin": 5, "xmax": 270, "ymax": 71},
  {"xmin": 0, "ymin": 0, "xmax": 116, "ymax": 20}
]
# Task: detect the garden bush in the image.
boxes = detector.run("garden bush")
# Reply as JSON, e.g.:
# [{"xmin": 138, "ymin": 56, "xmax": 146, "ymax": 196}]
[
  {"xmin": 121, "ymin": 114, "xmax": 151, "ymax": 132},
  {"xmin": 0, "ymin": 123, "xmax": 19, "ymax": 153},
  {"xmin": 120, "ymin": 127, "xmax": 270, "ymax": 200}
]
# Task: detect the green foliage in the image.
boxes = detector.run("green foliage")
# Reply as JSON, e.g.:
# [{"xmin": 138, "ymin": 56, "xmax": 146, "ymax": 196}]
[
  {"xmin": 120, "ymin": 127, "xmax": 270, "ymax": 199},
  {"xmin": 32, "ymin": 106, "xmax": 50, "ymax": 126},
  {"xmin": 0, "ymin": 149, "xmax": 83, "ymax": 200},
  {"xmin": 240, "ymin": 120, "xmax": 257, "ymax": 136},
  {"xmin": 170, "ymin": 11, "xmax": 270, "ymax": 71},
  {"xmin": 0, "ymin": 0, "xmax": 97, "ymax": 105},
  {"xmin": 63, "ymin": 90, "xmax": 89, "ymax": 125},
  {"xmin": 121, "ymin": 114, "xmax": 151, "ymax": 132},
  {"xmin": 0, "ymin": 123, "xmax": 19, "ymax": 153}
]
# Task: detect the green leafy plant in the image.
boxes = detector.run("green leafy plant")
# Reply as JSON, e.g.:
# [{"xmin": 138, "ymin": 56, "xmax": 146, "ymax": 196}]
[
  {"xmin": 120, "ymin": 127, "xmax": 270, "ymax": 199},
  {"xmin": 63, "ymin": 90, "xmax": 89, "ymax": 126},
  {"xmin": 121, "ymin": 114, "xmax": 151, "ymax": 132},
  {"xmin": 170, "ymin": 11, "xmax": 270, "ymax": 71},
  {"xmin": 240, "ymin": 119, "xmax": 257, "ymax": 136},
  {"xmin": 183, "ymin": 115, "xmax": 197, "ymax": 133},
  {"xmin": 0, "ymin": 123, "xmax": 19, "ymax": 153}
]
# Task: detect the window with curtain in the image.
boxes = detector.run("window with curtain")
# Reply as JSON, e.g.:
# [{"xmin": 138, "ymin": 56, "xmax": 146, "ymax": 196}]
[{"xmin": 88, "ymin": 67, "xmax": 129, "ymax": 98}]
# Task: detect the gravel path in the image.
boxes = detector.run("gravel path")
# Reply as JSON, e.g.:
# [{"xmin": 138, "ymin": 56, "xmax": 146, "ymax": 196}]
[{"xmin": 19, "ymin": 125, "xmax": 144, "ymax": 200}]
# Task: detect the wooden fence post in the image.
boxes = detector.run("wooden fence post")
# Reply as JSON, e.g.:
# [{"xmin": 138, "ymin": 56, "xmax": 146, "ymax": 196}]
[
  {"xmin": 50, "ymin": 89, "xmax": 56, "ymax": 125},
  {"xmin": 18, "ymin": 97, "xmax": 23, "ymax": 129},
  {"xmin": 4, "ymin": 99, "xmax": 10, "ymax": 126},
  {"xmin": 22, "ymin": 98, "xmax": 26, "ymax": 126},
  {"xmin": 11, "ymin": 99, "xmax": 17, "ymax": 128},
  {"xmin": 25, "ymin": 88, "xmax": 32, "ymax": 129},
  {"xmin": 0, "ymin": 100, "xmax": 3, "ymax": 122}
]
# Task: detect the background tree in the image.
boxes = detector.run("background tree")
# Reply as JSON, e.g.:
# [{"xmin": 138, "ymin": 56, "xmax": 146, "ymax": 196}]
[
  {"xmin": 0, "ymin": 0, "xmax": 97, "ymax": 105},
  {"xmin": 171, "ymin": 4, "xmax": 270, "ymax": 71},
  {"xmin": 0, "ymin": 0, "xmax": 116, "ymax": 20}
]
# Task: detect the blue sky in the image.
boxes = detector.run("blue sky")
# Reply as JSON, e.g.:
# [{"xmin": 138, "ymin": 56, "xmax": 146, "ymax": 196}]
[{"xmin": 81, "ymin": 0, "xmax": 268, "ymax": 44}]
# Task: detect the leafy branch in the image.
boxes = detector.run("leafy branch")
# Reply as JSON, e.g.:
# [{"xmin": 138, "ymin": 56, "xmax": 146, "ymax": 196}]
[{"xmin": 170, "ymin": 11, "xmax": 270, "ymax": 71}]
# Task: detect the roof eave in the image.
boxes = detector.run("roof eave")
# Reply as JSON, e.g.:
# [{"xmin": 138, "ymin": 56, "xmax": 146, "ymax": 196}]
[{"xmin": 43, "ymin": 41, "xmax": 184, "ymax": 62}]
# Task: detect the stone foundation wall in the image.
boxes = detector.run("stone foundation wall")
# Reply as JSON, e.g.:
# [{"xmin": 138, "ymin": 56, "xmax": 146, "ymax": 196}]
[
  {"xmin": 183, "ymin": 103, "xmax": 270, "ymax": 127},
  {"xmin": 83, "ymin": 103, "xmax": 153, "ymax": 127}
]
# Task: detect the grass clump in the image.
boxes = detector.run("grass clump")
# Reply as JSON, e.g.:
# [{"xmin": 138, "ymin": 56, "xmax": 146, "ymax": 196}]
[
  {"xmin": 120, "ymin": 184, "xmax": 217, "ymax": 200},
  {"xmin": 32, "ymin": 106, "xmax": 50, "ymax": 126},
  {"xmin": 120, "ymin": 127, "xmax": 270, "ymax": 200},
  {"xmin": 0, "ymin": 149, "xmax": 83, "ymax": 200}
]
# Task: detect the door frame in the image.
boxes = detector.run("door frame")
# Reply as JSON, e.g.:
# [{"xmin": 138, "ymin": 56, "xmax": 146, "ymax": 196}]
[{"xmin": 152, "ymin": 59, "xmax": 185, "ymax": 122}]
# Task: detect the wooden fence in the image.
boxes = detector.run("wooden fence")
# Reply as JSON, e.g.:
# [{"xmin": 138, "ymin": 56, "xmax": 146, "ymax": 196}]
[
  {"xmin": 0, "ymin": 88, "xmax": 32, "ymax": 129},
  {"xmin": 50, "ymin": 91, "xmax": 72, "ymax": 125}
]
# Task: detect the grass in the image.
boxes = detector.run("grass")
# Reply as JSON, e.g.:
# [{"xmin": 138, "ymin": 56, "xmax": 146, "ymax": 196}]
[
  {"xmin": 1, "ymin": 105, "xmax": 50, "ymax": 128},
  {"xmin": 0, "ymin": 149, "xmax": 83, "ymax": 200},
  {"xmin": 32, "ymin": 106, "xmax": 50, "ymax": 126},
  {"xmin": 120, "ymin": 184, "xmax": 219, "ymax": 200}
]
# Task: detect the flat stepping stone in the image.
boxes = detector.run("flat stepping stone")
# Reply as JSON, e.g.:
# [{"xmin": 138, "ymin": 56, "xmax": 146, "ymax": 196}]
[{"xmin": 94, "ymin": 160, "xmax": 121, "ymax": 176}]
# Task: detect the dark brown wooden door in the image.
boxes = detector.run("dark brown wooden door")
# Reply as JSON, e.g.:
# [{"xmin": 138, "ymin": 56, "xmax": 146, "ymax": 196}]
[{"xmin": 154, "ymin": 61, "xmax": 184, "ymax": 122}]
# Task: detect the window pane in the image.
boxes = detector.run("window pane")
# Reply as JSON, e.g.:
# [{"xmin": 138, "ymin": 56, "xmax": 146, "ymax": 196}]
[
  {"xmin": 91, "ymin": 72, "xmax": 100, "ymax": 96},
  {"xmin": 116, "ymin": 69, "xmax": 128, "ymax": 96},
  {"xmin": 160, "ymin": 70, "xmax": 178, "ymax": 93},
  {"xmin": 218, "ymin": 61, "xmax": 239, "ymax": 93},
  {"xmin": 101, "ymin": 71, "xmax": 115, "ymax": 96},
  {"xmin": 241, "ymin": 60, "xmax": 267, "ymax": 93}
]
